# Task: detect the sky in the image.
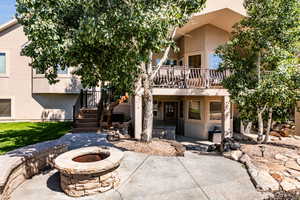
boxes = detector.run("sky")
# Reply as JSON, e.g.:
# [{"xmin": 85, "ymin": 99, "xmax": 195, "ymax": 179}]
[{"xmin": 0, "ymin": 0, "xmax": 16, "ymax": 25}]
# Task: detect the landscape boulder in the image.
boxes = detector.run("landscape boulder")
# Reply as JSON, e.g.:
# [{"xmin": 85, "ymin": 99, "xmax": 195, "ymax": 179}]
[{"xmin": 223, "ymin": 150, "xmax": 243, "ymax": 161}]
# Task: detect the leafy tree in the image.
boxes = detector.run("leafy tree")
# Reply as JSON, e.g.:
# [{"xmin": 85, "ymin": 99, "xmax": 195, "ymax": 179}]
[
  {"xmin": 216, "ymin": 0, "xmax": 300, "ymax": 143},
  {"xmin": 16, "ymin": 0, "xmax": 206, "ymax": 142}
]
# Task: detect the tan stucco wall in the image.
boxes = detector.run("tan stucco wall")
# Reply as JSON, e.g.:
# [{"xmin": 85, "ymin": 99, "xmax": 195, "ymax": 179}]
[
  {"xmin": 0, "ymin": 24, "xmax": 79, "ymax": 121},
  {"xmin": 32, "ymin": 75, "xmax": 82, "ymax": 94},
  {"xmin": 200, "ymin": 0, "xmax": 246, "ymax": 16},
  {"xmin": 152, "ymin": 24, "xmax": 230, "ymax": 69},
  {"xmin": 183, "ymin": 24, "xmax": 230, "ymax": 68}
]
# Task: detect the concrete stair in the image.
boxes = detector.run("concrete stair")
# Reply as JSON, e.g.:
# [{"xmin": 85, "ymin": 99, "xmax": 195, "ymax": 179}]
[{"xmin": 72, "ymin": 109, "xmax": 101, "ymax": 133}]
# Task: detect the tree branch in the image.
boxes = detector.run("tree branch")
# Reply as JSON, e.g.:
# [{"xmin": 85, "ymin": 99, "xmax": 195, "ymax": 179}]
[{"xmin": 150, "ymin": 27, "xmax": 177, "ymax": 79}]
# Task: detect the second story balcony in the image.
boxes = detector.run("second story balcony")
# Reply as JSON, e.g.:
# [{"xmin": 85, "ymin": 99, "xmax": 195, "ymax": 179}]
[{"xmin": 153, "ymin": 66, "xmax": 229, "ymax": 89}]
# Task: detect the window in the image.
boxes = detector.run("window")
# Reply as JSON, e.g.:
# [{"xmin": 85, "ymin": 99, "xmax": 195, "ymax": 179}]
[
  {"xmin": 188, "ymin": 54, "xmax": 201, "ymax": 68},
  {"xmin": 0, "ymin": 99, "xmax": 11, "ymax": 117},
  {"xmin": 156, "ymin": 59, "xmax": 177, "ymax": 66},
  {"xmin": 57, "ymin": 66, "xmax": 68, "ymax": 74},
  {"xmin": 0, "ymin": 53, "xmax": 6, "ymax": 74},
  {"xmin": 209, "ymin": 54, "xmax": 222, "ymax": 70},
  {"xmin": 156, "ymin": 59, "xmax": 161, "ymax": 65},
  {"xmin": 210, "ymin": 101, "xmax": 222, "ymax": 120},
  {"xmin": 36, "ymin": 68, "xmax": 45, "ymax": 74},
  {"xmin": 189, "ymin": 100, "xmax": 201, "ymax": 120},
  {"xmin": 179, "ymin": 59, "xmax": 183, "ymax": 66}
]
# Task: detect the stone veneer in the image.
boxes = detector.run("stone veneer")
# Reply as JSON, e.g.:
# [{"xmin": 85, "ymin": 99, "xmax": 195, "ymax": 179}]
[
  {"xmin": 0, "ymin": 142, "xmax": 68, "ymax": 200},
  {"xmin": 60, "ymin": 169, "xmax": 120, "ymax": 197},
  {"xmin": 54, "ymin": 146, "xmax": 124, "ymax": 197}
]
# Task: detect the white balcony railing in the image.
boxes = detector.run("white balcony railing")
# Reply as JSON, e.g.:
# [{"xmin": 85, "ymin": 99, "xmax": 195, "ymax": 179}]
[{"xmin": 153, "ymin": 66, "xmax": 229, "ymax": 89}]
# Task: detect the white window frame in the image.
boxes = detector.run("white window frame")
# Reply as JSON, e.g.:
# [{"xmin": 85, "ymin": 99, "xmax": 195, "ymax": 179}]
[{"xmin": 0, "ymin": 50, "xmax": 9, "ymax": 78}]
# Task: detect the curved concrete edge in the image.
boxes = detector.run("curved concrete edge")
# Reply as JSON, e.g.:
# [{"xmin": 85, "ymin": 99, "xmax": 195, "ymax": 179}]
[
  {"xmin": 0, "ymin": 142, "xmax": 68, "ymax": 200},
  {"xmin": 54, "ymin": 146, "xmax": 124, "ymax": 175},
  {"xmin": 0, "ymin": 133, "xmax": 110, "ymax": 200},
  {"xmin": 224, "ymin": 150, "xmax": 280, "ymax": 192}
]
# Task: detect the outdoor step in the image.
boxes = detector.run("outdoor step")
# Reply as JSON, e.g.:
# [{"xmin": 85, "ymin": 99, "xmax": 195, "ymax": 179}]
[
  {"xmin": 76, "ymin": 118, "xmax": 98, "ymax": 123},
  {"xmin": 77, "ymin": 113, "xmax": 97, "ymax": 119},
  {"xmin": 75, "ymin": 122, "xmax": 99, "ymax": 128},
  {"xmin": 72, "ymin": 127, "xmax": 101, "ymax": 133},
  {"xmin": 80, "ymin": 109, "xmax": 98, "ymax": 114}
]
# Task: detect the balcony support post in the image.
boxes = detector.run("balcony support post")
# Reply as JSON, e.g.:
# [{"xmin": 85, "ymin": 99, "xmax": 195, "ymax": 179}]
[{"xmin": 222, "ymin": 95, "xmax": 232, "ymax": 138}]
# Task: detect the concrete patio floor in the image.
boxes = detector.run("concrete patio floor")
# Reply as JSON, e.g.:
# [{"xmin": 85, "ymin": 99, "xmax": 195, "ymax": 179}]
[{"xmin": 11, "ymin": 150, "xmax": 262, "ymax": 200}]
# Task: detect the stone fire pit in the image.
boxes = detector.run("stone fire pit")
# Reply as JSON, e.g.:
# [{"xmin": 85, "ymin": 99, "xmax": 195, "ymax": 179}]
[{"xmin": 54, "ymin": 146, "xmax": 124, "ymax": 197}]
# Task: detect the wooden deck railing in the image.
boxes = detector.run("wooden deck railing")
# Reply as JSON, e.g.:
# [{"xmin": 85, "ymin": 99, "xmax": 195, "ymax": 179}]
[{"xmin": 152, "ymin": 66, "xmax": 229, "ymax": 89}]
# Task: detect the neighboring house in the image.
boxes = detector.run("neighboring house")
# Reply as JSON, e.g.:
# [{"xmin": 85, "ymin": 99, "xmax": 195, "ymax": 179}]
[
  {"xmin": 133, "ymin": 0, "xmax": 246, "ymax": 140},
  {"xmin": 0, "ymin": 20, "xmax": 83, "ymax": 121}
]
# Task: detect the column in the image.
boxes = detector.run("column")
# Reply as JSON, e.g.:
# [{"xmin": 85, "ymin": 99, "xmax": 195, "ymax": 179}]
[{"xmin": 223, "ymin": 95, "xmax": 232, "ymax": 138}]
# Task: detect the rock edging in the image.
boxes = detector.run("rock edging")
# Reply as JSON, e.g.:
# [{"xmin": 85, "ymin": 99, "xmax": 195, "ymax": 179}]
[{"xmin": 224, "ymin": 150, "xmax": 280, "ymax": 192}]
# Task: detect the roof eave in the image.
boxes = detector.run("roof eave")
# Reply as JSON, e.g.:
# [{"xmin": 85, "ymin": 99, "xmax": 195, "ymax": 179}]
[{"xmin": 0, "ymin": 19, "xmax": 18, "ymax": 33}]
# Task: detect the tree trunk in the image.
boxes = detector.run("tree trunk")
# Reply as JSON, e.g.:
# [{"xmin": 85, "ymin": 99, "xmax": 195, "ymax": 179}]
[
  {"xmin": 264, "ymin": 108, "xmax": 273, "ymax": 143},
  {"xmin": 141, "ymin": 75, "xmax": 153, "ymax": 142},
  {"xmin": 256, "ymin": 50, "xmax": 263, "ymax": 143},
  {"xmin": 139, "ymin": 29, "xmax": 176, "ymax": 142},
  {"xmin": 257, "ymin": 51, "xmax": 261, "ymax": 84},
  {"xmin": 257, "ymin": 110, "xmax": 264, "ymax": 143},
  {"xmin": 240, "ymin": 120, "xmax": 245, "ymax": 135},
  {"xmin": 240, "ymin": 121, "xmax": 252, "ymax": 135},
  {"xmin": 107, "ymin": 102, "xmax": 119, "ymax": 128},
  {"xmin": 245, "ymin": 122, "xmax": 252, "ymax": 134}
]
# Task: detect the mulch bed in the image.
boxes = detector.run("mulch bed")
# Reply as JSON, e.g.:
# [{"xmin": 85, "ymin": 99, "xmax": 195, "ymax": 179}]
[{"xmin": 111, "ymin": 138, "xmax": 185, "ymax": 157}]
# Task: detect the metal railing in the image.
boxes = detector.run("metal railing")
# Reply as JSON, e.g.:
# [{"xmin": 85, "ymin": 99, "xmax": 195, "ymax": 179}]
[
  {"xmin": 80, "ymin": 90, "xmax": 101, "ymax": 108},
  {"xmin": 72, "ymin": 89, "xmax": 101, "ymax": 125},
  {"xmin": 152, "ymin": 66, "xmax": 229, "ymax": 89},
  {"xmin": 72, "ymin": 88, "xmax": 114, "ymax": 126}
]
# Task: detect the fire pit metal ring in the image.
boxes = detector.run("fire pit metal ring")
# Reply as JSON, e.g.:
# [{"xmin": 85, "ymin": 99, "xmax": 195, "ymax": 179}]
[{"xmin": 54, "ymin": 146, "xmax": 124, "ymax": 197}]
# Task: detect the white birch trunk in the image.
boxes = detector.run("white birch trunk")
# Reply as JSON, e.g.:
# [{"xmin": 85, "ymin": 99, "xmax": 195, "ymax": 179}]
[
  {"xmin": 141, "ymin": 76, "xmax": 153, "ymax": 142},
  {"xmin": 240, "ymin": 121, "xmax": 245, "ymax": 135},
  {"xmin": 141, "ymin": 53, "xmax": 153, "ymax": 142},
  {"xmin": 257, "ymin": 51, "xmax": 264, "ymax": 143},
  {"xmin": 257, "ymin": 110, "xmax": 264, "ymax": 143},
  {"xmin": 240, "ymin": 121, "xmax": 252, "ymax": 135},
  {"xmin": 245, "ymin": 122, "xmax": 252, "ymax": 134},
  {"xmin": 264, "ymin": 108, "xmax": 273, "ymax": 143},
  {"xmin": 140, "ymin": 28, "xmax": 177, "ymax": 142}
]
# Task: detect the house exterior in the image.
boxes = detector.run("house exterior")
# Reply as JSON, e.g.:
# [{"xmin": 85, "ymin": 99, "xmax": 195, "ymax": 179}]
[
  {"xmin": 133, "ymin": 0, "xmax": 247, "ymax": 140},
  {"xmin": 0, "ymin": 20, "xmax": 83, "ymax": 121},
  {"xmin": 0, "ymin": 0, "xmax": 248, "ymax": 140}
]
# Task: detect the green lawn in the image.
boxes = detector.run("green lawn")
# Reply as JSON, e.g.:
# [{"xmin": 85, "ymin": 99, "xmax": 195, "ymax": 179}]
[{"xmin": 0, "ymin": 122, "xmax": 72, "ymax": 155}]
